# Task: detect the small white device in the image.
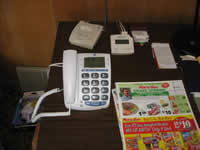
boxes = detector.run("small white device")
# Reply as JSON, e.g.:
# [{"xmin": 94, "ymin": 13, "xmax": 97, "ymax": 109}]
[
  {"xmin": 131, "ymin": 30, "xmax": 149, "ymax": 43},
  {"xmin": 69, "ymin": 21, "xmax": 104, "ymax": 50},
  {"xmin": 31, "ymin": 50, "xmax": 111, "ymax": 122},
  {"xmin": 110, "ymin": 21, "xmax": 134, "ymax": 55}
]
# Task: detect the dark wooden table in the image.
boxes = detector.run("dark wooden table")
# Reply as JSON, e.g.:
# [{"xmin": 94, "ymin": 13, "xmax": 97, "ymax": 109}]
[{"xmin": 36, "ymin": 22, "xmax": 200, "ymax": 150}]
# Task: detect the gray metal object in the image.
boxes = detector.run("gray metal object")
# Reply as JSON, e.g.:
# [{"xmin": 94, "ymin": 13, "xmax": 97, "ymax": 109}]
[{"xmin": 16, "ymin": 66, "xmax": 49, "ymax": 92}]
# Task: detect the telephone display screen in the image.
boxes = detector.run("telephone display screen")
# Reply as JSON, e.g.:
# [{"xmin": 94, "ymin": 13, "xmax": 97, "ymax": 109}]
[
  {"xmin": 115, "ymin": 39, "xmax": 129, "ymax": 44},
  {"xmin": 84, "ymin": 57, "xmax": 105, "ymax": 68}
]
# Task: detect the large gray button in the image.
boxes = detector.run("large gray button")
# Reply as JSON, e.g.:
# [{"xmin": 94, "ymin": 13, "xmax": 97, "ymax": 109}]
[
  {"xmin": 101, "ymin": 87, "xmax": 109, "ymax": 93},
  {"xmin": 82, "ymin": 88, "xmax": 90, "ymax": 94},
  {"xmin": 91, "ymin": 80, "xmax": 99, "ymax": 86},
  {"xmin": 101, "ymin": 73, "xmax": 108, "ymax": 78},
  {"xmin": 91, "ymin": 87, "xmax": 99, "ymax": 93},
  {"xmin": 101, "ymin": 95, "xmax": 108, "ymax": 100},
  {"xmin": 82, "ymin": 95, "xmax": 90, "ymax": 101},
  {"xmin": 91, "ymin": 73, "xmax": 99, "ymax": 78},
  {"xmin": 82, "ymin": 80, "xmax": 89, "ymax": 86},
  {"xmin": 101, "ymin": 80, "xmax": 108, "ymax": 86},
  {"xmin": 91, "ymin": 95, "xmax": 99, "ymax": 100},
  {"xmin": 82, "ymin": 73, "xmax": 89, "ymax": 79}
]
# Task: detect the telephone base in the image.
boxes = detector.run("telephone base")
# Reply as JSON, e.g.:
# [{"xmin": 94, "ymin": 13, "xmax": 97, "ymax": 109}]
[{"xmin": 66, "ymin": 102, "xmax": 110, "ymax": 111}]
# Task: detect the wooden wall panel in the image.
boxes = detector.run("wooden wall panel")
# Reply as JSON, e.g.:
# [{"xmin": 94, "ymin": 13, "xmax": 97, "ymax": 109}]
[
  {"xmin": 143, "ymin": 0, "xmax": 195, "ymax": 23},
  {"xmin": 54, "ymin": 0, "xmax": 197, "ymax": 24},
  {"xmin": 53, "ymin": 0, "xmax": 88, "ymax": 21},
  {"xmin": 53, "ymin": 0, "xmax": 105, "ymax": 21},
  {"xmin": 0, "ymin": 0, "xmax": 57, "ymax": 67},
  {"xmin": 109, "ymin": 0, "xmax": 147, "ymax": 22}
]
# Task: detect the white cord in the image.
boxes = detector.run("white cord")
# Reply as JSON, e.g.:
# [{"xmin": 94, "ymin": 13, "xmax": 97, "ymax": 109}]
[
  {"xmin": 119, "ymin": 20, "xmax": 126, "ymax": 32},
  {"xmin": 47, "ymin": 62, "xmax": 63, "ymax": 79},
  {"xmin": 48, "ymin": 63, "xmax": 63, "ymax": 68},
  {"xmin": 180, "ymin": 55, "xmax": 197, "ymax": 61},
  {"xmin": 31, "ymin": 88, "xmax": 62, "ymax": 120},
  {"xmin": 31, "ymin": 111, "xmax": 71, "ymax": 123},
  {"xmin": 119, "ymin": 23, "xmax": 124, "ymax": 32},
  {"xmin": 31, "ymin": 88, "xmax": 71, "ymax": 123}
]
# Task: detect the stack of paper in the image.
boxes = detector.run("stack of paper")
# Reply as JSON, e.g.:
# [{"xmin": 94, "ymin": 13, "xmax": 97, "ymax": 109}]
[
  {"xmin": 152, "ymin": 43, "xmax": 177, "ymax": 69},
  {"xmin": 112, "ymin": 80, "xmax": 200, "ymax": 150}
]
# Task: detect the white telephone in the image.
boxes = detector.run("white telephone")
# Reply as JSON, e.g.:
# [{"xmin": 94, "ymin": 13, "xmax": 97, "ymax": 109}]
[
  {"xmin": 69, "ymin": 21, "xmax": 104, "ymax": 50},
  {"xmin": 31, "ymin": 50, "xmax": 111, "ymax": 122},
  {"xmin": 63, "ymin": 50, "xmax": 111, "ymax": 110}
]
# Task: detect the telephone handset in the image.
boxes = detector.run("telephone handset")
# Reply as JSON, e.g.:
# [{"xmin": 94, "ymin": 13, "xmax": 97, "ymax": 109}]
[
  {"xmin": 63, "ymin": 50, "xmax": 111, "ymax": 111},
  {"xmin": 31, "ymin": 50, "xmax": 111, "ymax": 122},
  {"xmin": 63, "ymin": 50, "xmax": 77, "ymax": 106}
]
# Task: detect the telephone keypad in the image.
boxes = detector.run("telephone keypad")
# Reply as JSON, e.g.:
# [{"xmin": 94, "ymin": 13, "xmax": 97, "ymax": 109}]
[{"xmin": 81, "ymin": 70, "xmax": 110, "ymax": 106}]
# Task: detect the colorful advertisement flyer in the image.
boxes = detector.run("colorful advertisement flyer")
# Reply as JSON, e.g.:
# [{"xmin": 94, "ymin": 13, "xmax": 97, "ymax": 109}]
[{"xmin": 113, "ymin": 80, "xmax": 200, "ymax": 150}]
